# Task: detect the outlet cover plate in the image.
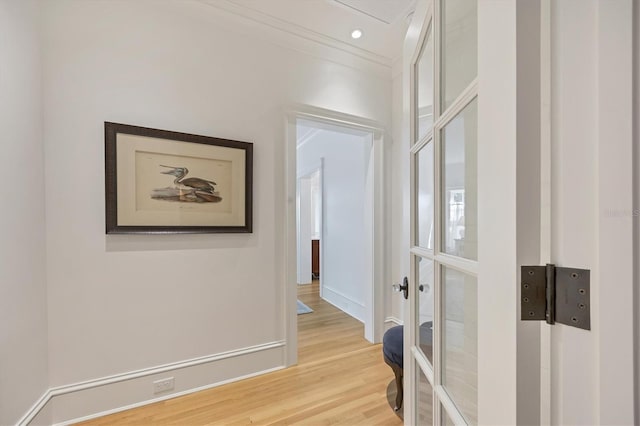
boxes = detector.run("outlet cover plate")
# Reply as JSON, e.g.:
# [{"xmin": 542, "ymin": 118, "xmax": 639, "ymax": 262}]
[{"xmin": 153, "ymin": 377, "xmax": 175, "ymax": 394}]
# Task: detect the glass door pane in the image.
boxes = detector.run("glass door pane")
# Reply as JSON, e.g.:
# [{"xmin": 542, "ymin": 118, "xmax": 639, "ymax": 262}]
[
  {"xmin": 440, "ymin": 0, "xmax": 478, "ymax": 111},
  {"xmin": 442, "ymin": 266, "xmax": 477, "ymax": 425},
  {"xmin": 416, "ymin": 256, "xmax": 434, "ymax": 364},
  {"xmin": 416, "ymin": 23, "xmax": 434, "ymax": 141},
  {"xmin": 417, "ymin": 364, "xmax": 434, "ymax": 425},
  {"xmin": 441, "ymin": 99, "xmax": 477, "ymax": 260},
  {"xmin": 417, "ymin": 141, "xmax": 434, "ymax": 250}
]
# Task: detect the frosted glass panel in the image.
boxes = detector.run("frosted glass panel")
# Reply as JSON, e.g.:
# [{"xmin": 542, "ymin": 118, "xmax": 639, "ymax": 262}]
[
  {"xmin": 441, "ymin": 0, "xmax": 477, "ymax": 110},
  {"xmin": 417, "ymin": 141, "xmax": 434, "ymax": 249},
  {"xmin": 416, "ymin": 256, "xmax": 434, "ymax": 364},
  {"xmin": 416, "ymin": 22, "xmax": 434, "ymax": 141},
  {"xmin": 442, "ymin": 99, "xmax": 477, "ymax": 260},
  {"xmin": 442, "ymin": 266, "xmax": 477, "ymax": 425},
  {"xmin": 417, "ymin": 365, "xmax": 434, "ymax": 426}
]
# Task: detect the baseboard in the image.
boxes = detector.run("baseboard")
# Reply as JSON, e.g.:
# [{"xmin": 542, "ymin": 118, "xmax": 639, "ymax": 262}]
[
  {"xmin": 53, "ymin": 365, "xmax": 285, "ymax": 426},
  {"xmin": 16, "ymin": 390, "xmax": 51, "ymax": 426},
  {"xmin": 384, "ymin": 316, "xmax": 403, "ymax": 326},
  {"xmin": 322, "ymin": 285, "xmax": 365, "ymax": 322},
  {"xmin": 20, "ymin": 341, "xmax": 285, "ymax": 425}
]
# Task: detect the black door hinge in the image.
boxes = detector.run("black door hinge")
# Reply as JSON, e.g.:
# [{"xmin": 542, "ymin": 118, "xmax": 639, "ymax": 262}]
[{"xmin": 521, "ymin": 264, "xmax": 590, "ymax": 330}]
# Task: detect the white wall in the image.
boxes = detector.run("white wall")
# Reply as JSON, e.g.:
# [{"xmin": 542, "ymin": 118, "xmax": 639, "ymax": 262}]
[
  {"xmin": 297, "ymin": 126, "xmax": 372, "ymax": 322},
  {"xmin": 297, "ymin": 170, "xmax": 321, "ymax": 285},
  {"xmin": 296, "ymin": 175, "xmax": 313, "ymax": 285},
  {"xmin": 636, "ymin": 0, "xmax": 640, "ymax": 419},
  {"xmin": 0, "ymin": 1, "xmax": 49, "ymax": 424},
  {"xmin": 389, "ymin": 71, "xmax": 405, "ymax": 327},
  {"xmin": 38, "ymin": 0, "xmax": 391, "ymax": 421}
]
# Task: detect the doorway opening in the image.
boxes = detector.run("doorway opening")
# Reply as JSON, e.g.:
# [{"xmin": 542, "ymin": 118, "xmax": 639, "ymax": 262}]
[
  {"xmin": 284, "ymin": 107, "xmax": 386, "ymax": 366},
  {"xmin": 296, "ymin": 166, "xmax": 321, "ymax": 287}
]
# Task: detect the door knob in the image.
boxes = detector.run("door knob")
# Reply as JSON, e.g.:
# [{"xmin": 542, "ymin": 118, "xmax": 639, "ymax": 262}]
[{"xmin": 392, "ymin": 277, "xmax": 409, "ymax": 300}]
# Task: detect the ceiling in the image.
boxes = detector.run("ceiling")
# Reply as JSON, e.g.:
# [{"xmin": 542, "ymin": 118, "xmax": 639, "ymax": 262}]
[{"xmin": 204, "ymin": 0, "xmax": 415, "ymax": 63}]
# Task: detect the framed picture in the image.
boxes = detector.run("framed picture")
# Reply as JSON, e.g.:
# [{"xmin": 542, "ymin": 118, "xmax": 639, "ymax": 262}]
[{"xmin": 105, "ymin": 122, "xmax": 253, "ymax": 234}]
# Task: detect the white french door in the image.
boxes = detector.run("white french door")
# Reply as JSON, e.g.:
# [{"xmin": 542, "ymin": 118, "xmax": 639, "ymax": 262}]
[
  {"xmin": 403, "ymin": 1, "xmax": 636, "ymax": 425},
  {"xmin": 403, "ymin": 1, "xmax": 518, "ymax": 424}
]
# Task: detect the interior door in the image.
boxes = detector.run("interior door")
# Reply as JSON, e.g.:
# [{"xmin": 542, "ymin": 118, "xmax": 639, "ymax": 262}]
[{"xmin": 403, "ymin": 1, "xmax": 519, "ymax": 424}]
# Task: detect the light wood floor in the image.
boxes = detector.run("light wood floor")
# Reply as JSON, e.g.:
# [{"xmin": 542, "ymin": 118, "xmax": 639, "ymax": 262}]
[{"xmin": 78, "ymin": 281, "xmax": 401, "ymax": 425}]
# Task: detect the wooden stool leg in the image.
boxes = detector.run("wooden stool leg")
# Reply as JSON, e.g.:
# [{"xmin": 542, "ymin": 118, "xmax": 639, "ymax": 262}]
[
  {"xmin": 384, "ymin": 354, "xmax": 404, "ymax": 411},
  {"xmin": 392, "ymin": 363, "xmax": 403, "ymax": 411}
]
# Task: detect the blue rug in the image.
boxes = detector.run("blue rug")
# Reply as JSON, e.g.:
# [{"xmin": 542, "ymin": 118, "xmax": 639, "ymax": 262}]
[{"xmin": 297, "ymin": 300, "xmax": 313, "ymax": 315}]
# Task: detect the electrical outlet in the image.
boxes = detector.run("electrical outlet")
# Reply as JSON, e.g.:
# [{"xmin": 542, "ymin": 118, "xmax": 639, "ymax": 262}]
[{"xmin": 153, "ymin": 377, "xmax": 174, "ymax": 394}]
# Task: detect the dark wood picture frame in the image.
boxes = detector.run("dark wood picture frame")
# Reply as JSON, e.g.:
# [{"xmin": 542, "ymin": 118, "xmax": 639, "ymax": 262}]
[{"xmin": 105, "ymin": 122, "xmax": 253, "ymax": 234}]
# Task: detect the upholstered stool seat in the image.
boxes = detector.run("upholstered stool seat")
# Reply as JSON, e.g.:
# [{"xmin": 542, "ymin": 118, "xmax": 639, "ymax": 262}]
[
  {"xmin": 382, "ymin": 322, "xmax": 433, "ymax": 412},
  {"xmin": 382, "ymin": 325, "xmax": 404, "ymax": 411}
]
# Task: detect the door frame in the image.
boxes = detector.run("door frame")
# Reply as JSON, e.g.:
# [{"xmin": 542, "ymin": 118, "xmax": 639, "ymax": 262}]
[
  {"xmin": 541, "ymin": 1, "xmax": 636, "ymax": 424},
  {"xmin": 589, "ymin": 3, "xmax": 635, "ymax": 423},
  {"xmin": 283, "ymin": 104, "xmax": 387, "ymax": 366}
]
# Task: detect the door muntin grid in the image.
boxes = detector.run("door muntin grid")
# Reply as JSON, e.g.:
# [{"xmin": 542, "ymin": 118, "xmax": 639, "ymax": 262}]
[{"xmin": 409, "ymin": 0, "xmax": 478, "ymax": 425}]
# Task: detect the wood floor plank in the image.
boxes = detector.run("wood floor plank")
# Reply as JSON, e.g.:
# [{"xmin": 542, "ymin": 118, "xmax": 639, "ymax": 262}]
[{"xmin": 77, "ymin": 281, "xmax": 401, "ymax": 425}]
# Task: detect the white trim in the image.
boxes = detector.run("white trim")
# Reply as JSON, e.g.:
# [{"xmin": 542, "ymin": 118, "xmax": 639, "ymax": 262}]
[
  {"xmin": 410, "ymin": 245, "xmax": 434, "ymax": 260},
  {"xmin": 548, "ymin": 3, "xmax": 599, "ymax": 424},
  {"xmin": 546, "ymin": 2, "xmax": 635, "ymax": 425},
  {"xmin": 17, "ymin": 341, "xmax": 285, "ymax": 425},
  {"xmin": 368, "ymin": 128, "xmax": 386, "ymax": 344},
  {"xmin": 408, "ymin": 249, "xmax": 479, "ymax": 277},
  {"xmin": 384, "ymin": 316, "xmax": 404, "ymax": 326},
  {"xmin": 16, "ymin": 390, "xmax": 51, "ymax": 426},
  {"xmin": 285, "ymin": 106, "xmax": 388, "ymax": 366},
  {"xmin": 322, "ymin": 285, "xmax": 366, "ymax": 323},
  {"xmin": 287, "ymin": 104, "xmax": 386, "ymax": 134},
  {"xmin": 434, "ymin": 79, "xmax": 478, "ymax": 131},
  {"xmin": 411, "ymin": 130, "xmax": 434, "ymax": 155},
  {"xmin": 477, "ymin": 0, "xmax": 519, "ymax": 423},
  {"xmin": 402, "ymin": 0, "xmax": 430, "ymax": 423},
  {"xmin": 49, "ymin": 341, "xmax": 284, "ymax": 396},
  {"xmin": 436, "ymin": 384, "xmax": 468, "ymax": 426},
  {"xmin": 595, "ymin": 1, "xmax": 634, "ymax": 424},
  {"xmin": 197, "ymin": 0, "xmax": 392, "ymax": 73},
  {"xmin": 54, "ymin": 366, "xmax": 284, "ymax": 426},
  {"xmin": 285, "ymin": 114, "xmax": 300, "ymax": 367},
  {"xmin": 430, "ymin": 5, "xmax": 442, "ymax": 426},
  {"xmin": 411, "ymin": 346, "xmax": 434, "ymax": 386}
]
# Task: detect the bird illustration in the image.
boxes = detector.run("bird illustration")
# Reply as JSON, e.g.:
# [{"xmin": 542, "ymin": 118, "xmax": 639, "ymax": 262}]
[{"xmin": 159, "ymin": 165, "xmax": 217, "ymax": 193}]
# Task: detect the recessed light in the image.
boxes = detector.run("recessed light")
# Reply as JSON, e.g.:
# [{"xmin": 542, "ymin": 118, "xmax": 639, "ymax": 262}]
[{"xmin": 351, "ymin": 29, "xmax": 363, "ymax": 39}]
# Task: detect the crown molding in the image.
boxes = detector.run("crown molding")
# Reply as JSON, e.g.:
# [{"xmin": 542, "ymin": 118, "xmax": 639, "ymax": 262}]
[{"xmin": 197, "ymin": 0, "xmax": 392, "ymax": 77}]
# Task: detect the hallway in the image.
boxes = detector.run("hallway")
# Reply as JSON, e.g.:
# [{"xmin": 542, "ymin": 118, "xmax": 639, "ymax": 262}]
[{"xmin": 77, "ymin": 282, "xmax": 402, "ymax": 425}]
